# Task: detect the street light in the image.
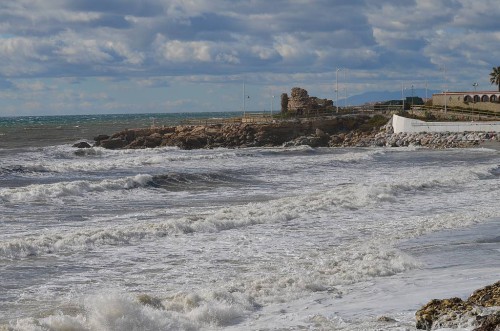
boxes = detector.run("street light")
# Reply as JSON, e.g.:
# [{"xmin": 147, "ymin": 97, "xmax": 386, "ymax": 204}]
[
  {"xmin": 271, "ymin": 93, "xmax": 275, "ymax": 117},
  {"xmin": 243, "ymin": 82, "xmax": 246, "ymax": 117},
  {"xmin": 242, "ymin": 82, "xmax": 250, "ymax": 118},
  {"xmin": 472, "ymin": 82, "xmax": 478, "ymax": 118},
  {"xmin": 401, "ymin": 83, "xmax": 406, "ymax": 111},
  {"xmin": 411, "ymin": 84, "xmax": 414, "ymax": 108},
  {"xmin": 441, "ymin": 65, "xmax": 447, "ymax": 113},
  {"xmin": 336, "ymin": 68, "xmax": 343, "ymax": 113},
  {"xmin": 344, "ymin": 69, "xmax": 348, "ymax": 108}
]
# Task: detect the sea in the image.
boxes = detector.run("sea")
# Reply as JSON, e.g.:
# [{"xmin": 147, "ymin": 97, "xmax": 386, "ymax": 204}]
[{"xmin": 0, "ymin": 113, "xmax": 499, "ymax": 331}]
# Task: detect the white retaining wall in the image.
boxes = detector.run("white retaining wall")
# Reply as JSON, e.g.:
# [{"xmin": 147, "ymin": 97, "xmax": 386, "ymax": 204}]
[{"xmin": 392, "ymin": 114, "xmax": 500, "ymax": 133}]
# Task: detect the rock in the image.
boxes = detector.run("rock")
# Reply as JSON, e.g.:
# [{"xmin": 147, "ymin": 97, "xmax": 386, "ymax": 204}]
[
  {"xmin": 474, "ymin": 311, "xmax": 500, "ymax": 331},
  {"xmin": 284, "ymin": 135, "xmax": 324, "ymax": 147},
  {"xmin": 469, "ymin": 281, "xmax": 500, "ymax": 307},
  {"xmin": 415, "ymin": 297, "xmax": 470, "ymax": 330},
  {"xmin": 137, "ymin": 294, "xmax": 165, "ymax": 310},
  {"xmin": 74, "ymin": 148, "xmax": 99, "ymax": 157},
  {"xmin": 93, "ymin": 134, "xmax": 110, "ymax": 146},
  {"xmin": 72, "ymin": 141, "xmax": 91, "ymax": 148},
  {"xmin": 416, "ymin": 281, "xmax": 500, "ymax": 330},
  {"xmin": 180, "ymin": 136, "xmax": 207, "ymax": 150},
  {"xmin": 99, "ymin": 138, "xmax": 128, "ymax": 149},
  {"xmin": 315, "ymin": 128, "xmax": 327, "ymax": 138},
  {"xmin": 377, "ymin": 316, "xmax": 397, "ymax": 323}
]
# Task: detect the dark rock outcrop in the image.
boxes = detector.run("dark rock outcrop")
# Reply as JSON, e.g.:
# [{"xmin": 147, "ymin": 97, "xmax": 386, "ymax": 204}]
[
  {"xmin": 415, "ymin": 281, "xmax": 500, "ymax": 330},
  {"xmin": 95, "ymin": 115, "xmax": 381, "ymax": 150},
  {"xmin": 94, "ymin": 114, "xmax": 500, "ymax": 151},
  {"xmin": 72, "ymin": 141, "xmax": 91, "ymax": 148},
  {"xmin": 474, "ymin": 311, "xmax": 500, "ymax": 331},
  {"xmin": 99, "ymin": 137, "xmax": 128, "ymax": 149},
  {"xmin": 93, "ymin": 134, "xmax": 110, "ymax": 145}
]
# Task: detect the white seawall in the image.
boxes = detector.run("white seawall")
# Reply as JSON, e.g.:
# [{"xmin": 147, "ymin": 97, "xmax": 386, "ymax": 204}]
[{"xmin": 392, "ymin": 114, "xmax": 500, "ymax": 133}]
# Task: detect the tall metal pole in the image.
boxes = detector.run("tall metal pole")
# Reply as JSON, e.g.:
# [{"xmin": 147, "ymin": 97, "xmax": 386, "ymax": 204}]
[
  {"xmin": 344, "ymin": 69, "xmax": 348, "ymax": 108},
  {"xmin": 243, "ymin": 82, "xmax": 246, "ymax": 117},
  {"xmin": 473, "ymin": 82, "xmax": 478, "ymax": 118},
  {"xmin": 401, "ymin": 83, "xmax": 405, "ymax": 111},
  {"xmin": 336, "ymin": 68, "xmax": 344, "ymax": 113},
  {"xmin": 336, "ymin": 68, "xmax": 340, "ymax": 113},
  {"xmin": 271, "ymin": 92, "xmax": 274, "ymax": 117},
  {"xmin": 411, "ymin": 84, "xmax": 414, "ymax": 107},
  {"xmin": 442, "ymin": 65, "xmax": 447, "ymax": 113}
]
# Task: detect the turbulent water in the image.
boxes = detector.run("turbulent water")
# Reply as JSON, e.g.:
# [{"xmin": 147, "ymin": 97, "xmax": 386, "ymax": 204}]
[{"xmin": 0, "ymin": 114, "xmax": 499, "ymax": 331}]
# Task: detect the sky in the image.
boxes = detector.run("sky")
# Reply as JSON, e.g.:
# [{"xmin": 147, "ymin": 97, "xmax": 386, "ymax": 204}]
[{"xmin": 0, "ymin": 0, "xmax": 499, "ymax": 116}]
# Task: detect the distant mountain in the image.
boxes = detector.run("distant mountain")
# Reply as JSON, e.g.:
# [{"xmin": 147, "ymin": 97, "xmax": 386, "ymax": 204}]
[{"xmin": 345, "ymin": 89, "xmax": 439, "ymax": 106}]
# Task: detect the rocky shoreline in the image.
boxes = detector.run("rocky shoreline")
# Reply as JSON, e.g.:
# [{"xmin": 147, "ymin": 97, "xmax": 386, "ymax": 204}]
[
  {"xmin": 92, "ymin": 115, "xmax": 380, "ymax": 150},
  {"xmin": 84, "ymin": 115, "xmax": 500, "ymax": 150},
  {"xmin": 415, "ymin": 281, "xmax": 499, "ymax": 330}
]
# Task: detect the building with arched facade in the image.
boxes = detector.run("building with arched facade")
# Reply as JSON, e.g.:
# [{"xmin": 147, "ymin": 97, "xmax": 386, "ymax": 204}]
[{"xmin": 432, "ymin": 91, "xmax": 500, "ymax": 112}]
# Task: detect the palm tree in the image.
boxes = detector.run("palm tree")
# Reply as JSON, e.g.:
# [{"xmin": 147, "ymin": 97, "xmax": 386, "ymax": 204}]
[{"xmin": 490, "ymin": 66, "xmax": 500, "ymax": 91}]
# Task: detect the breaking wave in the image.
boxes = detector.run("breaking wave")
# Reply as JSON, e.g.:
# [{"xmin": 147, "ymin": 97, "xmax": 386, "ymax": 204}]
[
  {"xmin": 0, "ymin": 165, "xmax": 51, "ymax": 175},
  {"xmin": 0, "ymin": 169, "xmax": 251, "ymax": 204},
  {"xmin": 3, "ymin": 289, "xmax": 260, "ymax": 331},
  {"xmin": 149, "ymin": 171, "xmax": 248, "ymax": 190},
  {"xmin": 1, "ymin": 162, "xmax": 495, "ymax": 260},
  {"xmin": 0, "ymin": 174, "xmax": 154, "ymax": 203}
]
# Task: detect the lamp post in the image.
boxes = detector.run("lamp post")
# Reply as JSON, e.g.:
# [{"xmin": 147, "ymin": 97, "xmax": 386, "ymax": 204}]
[
  {"xmin": 243, "ymin": 82, "xmax": 246, "ymax": 118},
  {"xmin": 411, "ymin": 84, "xmax": 414, "ymax": 110},
  {"xmin": 242, "ymin": 82, "xmax": 250, "ymax": 118},
  {"xmin": 344, "ymin": 69, "xmax": 348, "ymax": 108},
  {"xmin": 271, "ymin": 93, "xmax": 275, "ymax": 117},
  {"xmin": 336, "ymin": 68, "xmax": 343, "ymax": 113},
  {"xmin": 401, "ymin": 83, "xmax": 405, "ymax": 111},
  {"xmin": 441, "ymin": 65, "xmax": 447, "ymax": 113},
  {"xmin": 472, "ymin": 82, "xmax": 478, "ymax": 119},
  {"xmin": 444, "ymin": 88, "xmax": 448, "ymax": 113}
]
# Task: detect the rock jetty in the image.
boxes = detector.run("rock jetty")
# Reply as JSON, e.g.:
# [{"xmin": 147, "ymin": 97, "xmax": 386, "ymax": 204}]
[
  {"xmin": 89, "ymin": 114, "xmax": 500, "ymax": 150},
  {"xmin": 415, "ymin": 281, "xmax": 500, "ymax": 330},
  {"xmin": 93, "ymin": 115, "xmax": 382, "ymax": 150}
]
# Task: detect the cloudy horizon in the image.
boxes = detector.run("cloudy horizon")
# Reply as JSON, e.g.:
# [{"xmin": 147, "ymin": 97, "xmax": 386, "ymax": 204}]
[{"xmin": 0, "ymin": 0, "xmax": 499, "ymax": 116}]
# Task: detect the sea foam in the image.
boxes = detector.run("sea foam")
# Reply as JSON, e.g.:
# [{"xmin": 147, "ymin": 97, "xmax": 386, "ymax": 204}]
[
  {"xmin": 2, "ymin": 161, "xmax": 496, "ymax": 259},
  {"xmin": 0, "ymin": 174, "xmax": 154, "ymax": 203}
]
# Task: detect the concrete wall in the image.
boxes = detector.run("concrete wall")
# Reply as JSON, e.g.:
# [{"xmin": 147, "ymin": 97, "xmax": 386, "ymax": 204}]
[{"xmin": 392, "ymin": 114, "xmax": 500, "ymax": 133}]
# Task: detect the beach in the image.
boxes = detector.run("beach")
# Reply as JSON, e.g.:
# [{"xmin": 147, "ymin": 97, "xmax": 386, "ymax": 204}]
[{"xmin": 0, "ymin": 113, "xmax": 499, "ymax": 330}]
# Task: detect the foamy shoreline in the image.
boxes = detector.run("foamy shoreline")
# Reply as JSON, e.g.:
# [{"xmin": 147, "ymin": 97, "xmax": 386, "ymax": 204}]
[{"xmin": 329, "ymin": 130, "xmax": 500, "ymax": 149}]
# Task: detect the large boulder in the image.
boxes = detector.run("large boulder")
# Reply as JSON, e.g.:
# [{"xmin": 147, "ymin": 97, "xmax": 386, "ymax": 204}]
[
  {"xmin": 99, "ymin": 138, "xmax": 128, "ymax": 149},
  {"xmin": 72, "ymin": 141, "xmax": 92, "ymax": 148},
  {"xmin": 415, "ymin": 281, "xmax": 500, "ymax": 330},
  {"xmin": 93, "ymin": 134, "xmax": 110, "ymax": 146},
  {"xmin": 469, "ymin": 281, "xmax": 500, "ymax": 308}
]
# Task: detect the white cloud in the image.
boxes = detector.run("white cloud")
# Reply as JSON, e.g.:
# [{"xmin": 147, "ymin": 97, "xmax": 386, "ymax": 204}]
[
  {"xmin": 0, "ymin": 0, "xmax": 498, "ymax": 115},
  {"xmin": 250, "ymin": 45, "xmax": 278, "ymax": 61},
  {"xmin": 163, "ymin": 40, "xmax": 212, "ymax": 62},
  {"xmin": 0, "ymin": 37, "xmax": 50, "ymax": 76},
  {"xmin": 273, "ymin": 34, "xmax": 314, "ymax": 62}
]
